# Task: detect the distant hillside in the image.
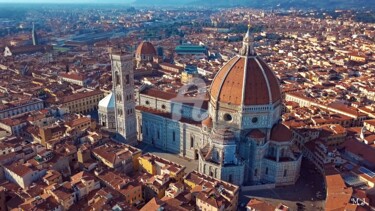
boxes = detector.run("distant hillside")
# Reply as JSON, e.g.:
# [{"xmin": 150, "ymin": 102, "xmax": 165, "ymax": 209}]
[
  {"xmin": 133, "ymin": 0, "xmax": 192, "ymax": 6},
  {"xmin": 133, "ymin": 0, "xmax": 373, "ymax": 9}
]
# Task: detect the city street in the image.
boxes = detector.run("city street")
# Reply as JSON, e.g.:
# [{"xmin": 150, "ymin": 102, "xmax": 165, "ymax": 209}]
[{"xmin": 239, "ymin": 160, "xmax": 326, "ymax": 211}]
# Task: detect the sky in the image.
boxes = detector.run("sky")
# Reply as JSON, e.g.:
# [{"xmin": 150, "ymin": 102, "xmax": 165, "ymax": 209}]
[{"xmin": 0, "ymin": 0, "xmax": 135, "ymax": 3}]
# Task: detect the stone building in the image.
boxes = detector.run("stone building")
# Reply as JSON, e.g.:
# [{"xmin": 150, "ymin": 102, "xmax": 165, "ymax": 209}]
[
  {"xmin": 100, "ymin": 28, "xmax": 301, "ymax": 186},
  {"xmin": 110, "ymin": 52, "xmax": 137, "ymax": 145},
  {"xmin": 98, "ymin": 92, "xmax": 116, "ymax": 130}
]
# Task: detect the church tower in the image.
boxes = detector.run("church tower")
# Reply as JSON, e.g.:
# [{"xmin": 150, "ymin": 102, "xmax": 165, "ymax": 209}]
[
  {"xmin": 32, "ymin": 22, "xmax": 39, "ymax": 46},
  {"xmin": 110, "ymin": 52, "xmax": 137, "ymax": 145}
]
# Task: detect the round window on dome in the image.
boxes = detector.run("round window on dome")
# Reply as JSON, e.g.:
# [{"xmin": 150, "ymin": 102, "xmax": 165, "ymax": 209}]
[
  {"xmin": 223, "ymin": 113, "xmax": 233, "ymax": 122},
  {"xmin": 145, "ymin": 101, "xmax": 150, "ymax": 105},
  {"xmin": 252, "ymin": 117, "xmax": 258, "ymax": 123}
]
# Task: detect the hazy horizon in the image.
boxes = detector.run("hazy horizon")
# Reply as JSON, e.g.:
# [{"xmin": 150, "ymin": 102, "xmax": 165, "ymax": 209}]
[{"xmin": 0, "ymin": 0, "xmax": 135, "ymax": 3}]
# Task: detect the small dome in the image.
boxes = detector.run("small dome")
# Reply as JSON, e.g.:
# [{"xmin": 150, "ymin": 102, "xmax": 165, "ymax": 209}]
[
  {"xmin": 270, "ymin": 124, "xmax": 292, "ymax": 142},
  {"xmin": 98, "ymin": 93, "xmax": 115, "ymax": 109},
  {"xmin": 211, "ymin": 128, "xmax": 235, "ymax": 145},
  {"xmin": 247, "ymin": 129, "xmax": 266, "ymax": 139},
  {"xmin": 135, "ymin": 41, "xmax": 156, "ymax": 56}
]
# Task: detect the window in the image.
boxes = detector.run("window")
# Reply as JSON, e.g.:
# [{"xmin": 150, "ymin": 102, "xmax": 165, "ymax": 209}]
[
  {"xmin": 223, "ymin": 113, "xmax": 232, "ymax": 122},
  {"xmin": 284, "ymin": 169, "xmax": 287, "ymax": 177},
  {"xmin": 228, "ymin": 174, "xmax": 233, "ymax": 183},
  {"xmin": 281, "ymin": 148, "xmax": 285, "ymax": 157},
  {"xmin": 125, "ymin": 74, "xmax": 130, "ymax": 85},
  {"xmin": 145, "ymin": 100, "xmax": 150, "ymax": 105},
  {"xmin": 265, "ymin": 167, "xmax": 269, "ymax": 175},
  {"xmin": 114, "ymin": 71, "xmax": 120, "ymax": 86},
  {"xmin": 254, "ymin": 169, "xmax": 258, "ymax": 177},
  {"xmin": 190, "ymin": 136, "xmax": 194, "ymax": 147},
  {"xmin": 172, "ymin": 131, "xmax": 176, "ymax": 142},
  {"xmin": 252, "ymin": 117, "xmax": 258, "ymax": 123},
  {"xmin": 161, "ymin": 104, "xmax": 166, "ymax": 109}
]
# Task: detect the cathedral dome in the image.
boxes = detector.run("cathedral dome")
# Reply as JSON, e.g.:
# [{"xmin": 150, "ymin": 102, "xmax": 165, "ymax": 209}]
[
  {"xmin": 209, "ymin": 30, "xmax": 281, "ymax": 106},
  {"xmin": 135, "ymin": 41, "xmax": 156, "ymax": 56}
]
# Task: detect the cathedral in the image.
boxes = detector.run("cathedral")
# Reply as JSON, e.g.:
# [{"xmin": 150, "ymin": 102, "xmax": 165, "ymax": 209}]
[{"xmin": 99, "ymin": 28, "xmax": 302, "ymax": 186}]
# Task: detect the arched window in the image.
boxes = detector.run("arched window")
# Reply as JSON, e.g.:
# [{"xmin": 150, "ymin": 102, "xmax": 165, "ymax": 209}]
[
  {"xmin": 190, "ymin": 135, "xmax": 195, "ymax": 148},
  {"xmin": 280, "ymin": 148, "xmax": 285, "ymax": 157},
  {"xmin": 254, "ymin": 169, "xmax": 258, "ymax": 177},
  {"xmin": 265, "ymin": 167, "xmax": 269, "ymax": 175},
  {"xmin": 172, "ymin": 131, "xmax": 176, "ymax": 142},
  {"xmin": 114, "ymin": 71, "xmax": 120, "ymax": 86},
  {"xmin": 125, "ymin": 74, "xmax": 130, "ymax": 85},
  {"xmin": 117, "ymin": 93, "xmax": 122, "ymax": 102},
  {"xmin": 270, "ymin": 147, "xmax": 275, "ymax": 157}
]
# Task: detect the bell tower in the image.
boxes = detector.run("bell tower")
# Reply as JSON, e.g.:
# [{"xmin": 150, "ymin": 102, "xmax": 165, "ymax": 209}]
[{"xmin": 110, "ymin": 51, "xmax": 137, "ymax": 145}]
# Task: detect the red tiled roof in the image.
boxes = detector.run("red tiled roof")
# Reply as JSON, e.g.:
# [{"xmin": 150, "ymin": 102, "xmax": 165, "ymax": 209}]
[
  {"xmin": 59, "ymin": 90, "xmax": 103, "ymax": 104},
  {"xmin": 247, "ymin": 129, "xmax": 266, "ymax": 139},
  {"xmin": 5, "ymin": 163, "xmax": 32, "ymax": 177},
  {"xmin": 140, "ymin": 88, "xmax": 177, "ymax": 100},
  {"xmin": 246, "ymin": 199, "xmax": 275, "ymax": 211},
  {"xmin": 202, "ymin": 117, "xmax": 213, "ymax": 127},
  {"xmin": 59, "ymin": 72, "xmax": 85, "ymax": 81}
]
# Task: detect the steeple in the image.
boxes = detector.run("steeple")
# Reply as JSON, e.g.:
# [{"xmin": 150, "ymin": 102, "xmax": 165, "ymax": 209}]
[
  {"xmin": 32, "ymin": 22, "xmax": 39, "ymax": 46},
  {"xmin": 240, "ymin": 23, "xmax": 256, "ymax": 56}
]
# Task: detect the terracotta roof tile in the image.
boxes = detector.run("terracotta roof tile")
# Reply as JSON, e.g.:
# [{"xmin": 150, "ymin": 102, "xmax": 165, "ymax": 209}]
[
  {"xmin": 270, "ymin": 124, "xmax": 292, "ymax": 142},
  {"xmin": 136, "ymin": 41, "xmax": 156, "ymax": 56},
  {"xmin": 210, "ymin": 56, "xmax": 281, "ymax": 106}
]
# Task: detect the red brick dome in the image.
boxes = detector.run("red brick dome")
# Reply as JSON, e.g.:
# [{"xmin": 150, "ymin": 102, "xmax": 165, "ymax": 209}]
[
  {"xmin": 210, "ymin": 28, "xmax": 281, "ymax": 107},
  {"xmin": 136, "ymin": 41, "xmax": 156, "ymax": 56},
  {"xmin": 215, "ymin": 33, "xmax": 285, "ymax": 106},
  {"xmin": 210, "ymin": 56, "xmax": 281, "ymax": 106}
]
